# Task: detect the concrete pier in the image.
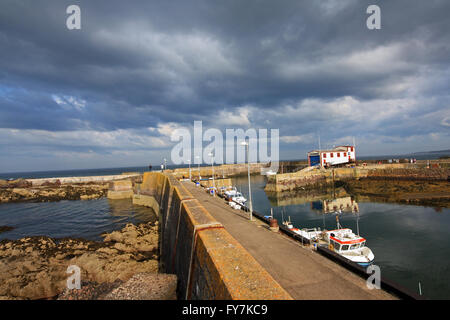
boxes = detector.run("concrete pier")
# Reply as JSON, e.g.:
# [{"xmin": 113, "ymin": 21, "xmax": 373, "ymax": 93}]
[
  {"xmin": 181, "ymin": 180, "xmax": 396, "ymax": 300},
  {"xmin": 137, "ymin": 171, "xmax": 397, "ymax": 300},
  {"xmin": 136, "ymin": 172, "xmax": 292, "ymax": 300}
]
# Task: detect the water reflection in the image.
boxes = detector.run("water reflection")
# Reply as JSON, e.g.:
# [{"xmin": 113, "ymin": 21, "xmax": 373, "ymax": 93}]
[
  {"xmin": 107, "ymin": 198, "xmax": 157, "ymax": 222},
  {"xmin": 266, "ymin": 187, "xmax": 350, "ymax": 207},
  {"xmin": 232, "ymin": 175, "xmax": 450, "ymax": 299},
  {"xmin": 311, "ymin": 196, "xmax": 359, "ymax": 214}
]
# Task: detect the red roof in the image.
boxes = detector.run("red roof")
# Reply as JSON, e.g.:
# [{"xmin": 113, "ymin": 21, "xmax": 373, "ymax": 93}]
[{"xmin": 330, "ymin": 236, "xmax": 366, "ymax": 245}]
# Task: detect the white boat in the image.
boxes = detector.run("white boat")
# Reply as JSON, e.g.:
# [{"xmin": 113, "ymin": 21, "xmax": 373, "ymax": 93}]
[
  {"xmin": 282, "ymin": 216, "xmax": 294, "ymax": 229},
  {"xmin": 282, "ymin": 216, "xmax": 374, "ymax": 267},
  {"xmin": 282, "ymin": 217, "xmax": 323, "ymax": 242},
  {"xmin": 231, "ymin": 192, "xmax": 247, "ymax": 205},
  {"xmin": 290, "ymin": 227, "xmax": 323, "ymax": 242},
  {"xmin": 224, "ymin": 187, "xmax": 238, "ymax": 200},
  {"xmin": 322, "ymin": 228, "xmax": 374, "ymax": 266}
]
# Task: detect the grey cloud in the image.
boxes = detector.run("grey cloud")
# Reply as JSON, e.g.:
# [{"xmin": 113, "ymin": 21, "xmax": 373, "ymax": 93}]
[{"xmin": 0, "ymin": 0, "xmax": 449, "ymax": 170}]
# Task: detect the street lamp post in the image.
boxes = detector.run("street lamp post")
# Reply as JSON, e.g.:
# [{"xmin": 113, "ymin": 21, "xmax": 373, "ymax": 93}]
[
  {"xmin": 195, "ymin": 155, "xmax": 201, "ymax": 180},
  {"xmin": 163, "ymin": 158, "xmax": 167, "ymax": 171},
  {"xmin": 241, "ymin": 141, "xmax": 253, "ymax": 221},
  {"xmin": 187, "ymin": 159, "xmax": 191, "ymax": 181},
  {"xmin": 208, "ymin": 152, "xmax": 215, "ymax": 196}
]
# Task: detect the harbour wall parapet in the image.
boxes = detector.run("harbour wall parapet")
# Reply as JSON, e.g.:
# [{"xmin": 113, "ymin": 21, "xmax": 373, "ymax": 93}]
[
  {"xmin": 265, "ymin": 164, "xmax": 449, "ymax": 193},
  {"xmin": 166, "ymin": 163, "xmax": 269, "ymax": 179},
  {"xmin": 28, "ymin": 174, "xmax": 141, "ymax": 186},
  {"xmin": 135, "ymin": 172, "xmax": 292, "ymax": 300}
]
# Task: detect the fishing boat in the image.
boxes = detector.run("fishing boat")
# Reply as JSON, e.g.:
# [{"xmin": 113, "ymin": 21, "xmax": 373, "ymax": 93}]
[
  {"xmin": 231, "ymin": 192, "xmax": 247, "ymax": 205},
  {"xmin": 282, "ymin": 216, "xmax": 294, "ymax": 229},
  {"xmin": 223, "ymin": 187, "xmax": 238, "ymax": 201},
  {"xmin": 283, "ymin": 217, "xmax": 322, "ymax": 242},
  {"xmin": 281, "ymin": 215, "xmax": 374, "ymax": 267},
  {"xmin": 223, "ymin": 186, "xmax": 247, "ymax": 204},
  {"xmin": 322, "ymin": 227, "xmax": 374, "ymax": 266}
]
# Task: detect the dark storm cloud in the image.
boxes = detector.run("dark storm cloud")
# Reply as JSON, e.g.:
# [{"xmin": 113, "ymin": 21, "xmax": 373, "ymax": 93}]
[{"xmin": 0, "ymin": 0, "xmax": 449, "ymax": 170}]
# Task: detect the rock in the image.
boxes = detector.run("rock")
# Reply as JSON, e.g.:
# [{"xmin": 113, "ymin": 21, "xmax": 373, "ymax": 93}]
[
  {"xmin": 80, "ymin": 194, "xmax": 99, "ymax": 200},
  {"xmin": 57, "ymin": 280, "xmax": 124, "ymax": 300},
  {"xmin": 0, "ymin": 182, "xmax": 109, "ymax": 203},
  {"xmin": 12, "ymin": 188, "xmax": 33, "ymax": 197},
  {"xmin": 8, "ymin": 179, "xmax": 32, "ymax": 188},
  {"xmin": 0, "ymin": 222, "xmax": 159, "ymax": 300},
  {"xmin": 41, "ymin": 180, "xmax": 61, "ymax": 187},
  {"xmin": 103, "ymin": 273, "xmax": 177, "ymax": 300},
  {"xmin": 0, "ymin": 226, "xmax": 14, "ymax": 234}
]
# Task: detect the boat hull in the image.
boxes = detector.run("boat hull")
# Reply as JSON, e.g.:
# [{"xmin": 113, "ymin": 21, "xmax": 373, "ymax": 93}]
[{"xmin": 356, "ymin": 261, "xmax": 373, "ymax": 267}]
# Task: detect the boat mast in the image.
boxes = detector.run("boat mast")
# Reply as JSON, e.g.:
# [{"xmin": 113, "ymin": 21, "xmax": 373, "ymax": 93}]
[
  {"xmin": 356, "ymin": 211, "xmax": 360, "ymax": 236},
  {"xmin": 322, "ymin": 211, "xmax": 325, "ymax": 229}
]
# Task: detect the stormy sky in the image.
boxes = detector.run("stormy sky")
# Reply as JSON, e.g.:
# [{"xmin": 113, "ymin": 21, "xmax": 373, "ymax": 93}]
[{"xmin": 0, "ymin": 0, "xmax": 449, "ymax": 172}]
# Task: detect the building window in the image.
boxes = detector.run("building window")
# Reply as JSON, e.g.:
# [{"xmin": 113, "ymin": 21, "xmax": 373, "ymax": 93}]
[
  {"xmin": 323, "ymin": 153, "xmax": 327, "ymax": 158},
  {"xmin": 337, "ymin": 153, "xmax": 340, "ymax": 157},
  {"xmin": 344, "ymin": 152, "xmax": 346, "ymax": 157},
  {"xmin": 330, "ymin": 153, "xmax": 333, "ymax": 157},
  {"xmin": 350, "ymin": 147, "xmax": 353, "ymax": 152}
]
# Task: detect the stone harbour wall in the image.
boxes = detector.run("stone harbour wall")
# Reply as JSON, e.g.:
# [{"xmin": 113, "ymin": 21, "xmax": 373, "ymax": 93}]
[
  {"xmin": 137, "ymin": 172, "xmax": 292, "ymax": 300},
  {"xmin": 263, "ymin": 164, "xmax": 441, "ymax": 193},
  {"xmin": 165, "ymin": 163, "xmax": 269, "ymax": 179},
  {"xmin": 28, "ymin": 174, "xmax": 141, "ymax": 186}
]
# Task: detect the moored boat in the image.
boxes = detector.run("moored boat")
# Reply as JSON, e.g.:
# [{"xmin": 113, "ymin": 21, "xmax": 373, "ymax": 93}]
[
  {"xmin": 281, "ymin": 215, "xmax": 375, "ymax": 267},
  {"xmin": 323, "ymin": 228, "xmax": 374, "ymax": 266}
]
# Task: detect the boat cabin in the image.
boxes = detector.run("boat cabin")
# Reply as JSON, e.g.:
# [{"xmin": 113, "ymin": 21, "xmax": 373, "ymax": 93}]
[{"xmin": 326, "ymin": 229, "xmax": 367, "ymax": 252}]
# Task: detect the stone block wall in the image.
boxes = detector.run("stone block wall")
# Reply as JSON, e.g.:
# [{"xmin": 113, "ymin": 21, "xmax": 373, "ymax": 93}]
[{"xmin": 137, "ymin": 172, "xmax": 292, "ymax": 300}]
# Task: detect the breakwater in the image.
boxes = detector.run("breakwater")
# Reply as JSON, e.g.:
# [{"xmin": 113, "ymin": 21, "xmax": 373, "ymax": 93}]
[
  {"xmin": 265, "ymin": 164, "xmax": 450, "ymax": 192},
  {"xmin": 136, "ymin": 171, "xmax": 292, "ymax": 300},
  {"xmin": 265, "ymin": 166, "xmax": 365, "ymax": 193},
  {"xmin": 0, "ymin": 174, "xmax": 143, "ymax": 203},
  {"xmin": 27, "ymin": 173, "xmax": 141, "ymax": 186},
  {"xmin": 165, "ymin": 163, "xmax": 269, "ymax": 179}
]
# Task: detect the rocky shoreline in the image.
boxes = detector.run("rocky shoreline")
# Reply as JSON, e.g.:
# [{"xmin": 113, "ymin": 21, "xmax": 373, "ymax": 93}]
[
  {"xmin": 340, "ymin": 179, "xmax": 450, "ymax": 208},
  {"xmin": 0, "ymin": 221, "xmax": 161, "ymax": 300},
  {"xmin": 0, "ymin": 179, "xmax": 109, "ymax": 203},
  {"xmin": 0, "ymin": 226, "xmax": 14, "ymax": 234}
]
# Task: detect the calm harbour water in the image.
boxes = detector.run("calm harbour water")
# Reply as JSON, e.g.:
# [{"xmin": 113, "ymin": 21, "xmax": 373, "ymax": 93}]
[
  {"xmin": 233, "ymin": 175, "xmax": 450, "ymax": 300},
  {"xmin": 0, "ymin": 198, "xmax": 156, "ymax": 242}
]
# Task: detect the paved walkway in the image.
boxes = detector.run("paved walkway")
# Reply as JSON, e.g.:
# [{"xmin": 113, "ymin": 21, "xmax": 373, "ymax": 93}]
[{"xmin": 182, "ymin": 181, "xmax": 396, "ymax": 300}]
